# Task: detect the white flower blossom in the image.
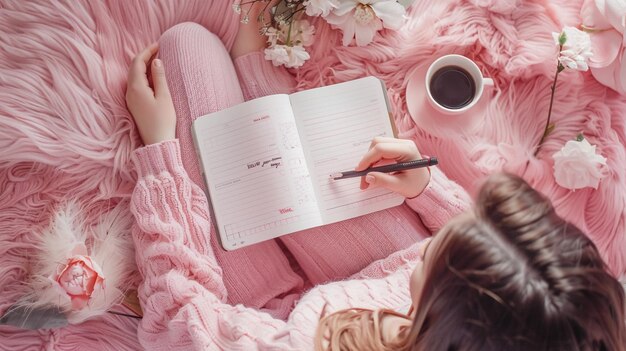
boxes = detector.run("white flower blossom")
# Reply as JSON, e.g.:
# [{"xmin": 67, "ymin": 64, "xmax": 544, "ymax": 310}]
[
  {"xmin": 264, "ymin": 44, "xmax": 310, "ymax": 68},
  {"xmin": 279, "ymin": 20, "xmax": 316, "ymax": 46},
  {"xmin": 325, "ymin": 0, "xmax": 406, "ymax": 46},
  {"xmin": 552, "ymin": 27, "xmax": 593, "ymax": 71},
  {"xmin": 267, "ymin": 20, "xmax": 315, "ymax": 48},
  {"xmin": 265, "ymin": 27, "xmax": 280, "ymax": 47},
  {"xmin": 265, "ymin": 45, "xmax": 289, "ymax": 66},
  {"xmin": 552, "ymin": 137, "xmax": 608, "ymax": 190},
  {"xmin": 305, "ymin": 0, "xmax": 339, "ymax": 17},
  {"xmin": 264, "ymin": 19, "xmax": 314, "ymax": 68}
]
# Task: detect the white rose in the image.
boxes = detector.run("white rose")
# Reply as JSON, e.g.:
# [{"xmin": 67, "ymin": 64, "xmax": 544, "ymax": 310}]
[
  {"xmin": 552, "ymin": 26, "xmax": 593, "ymax": 71},
  {"xmin": 552, "ymin": 138, "xmax": 608, "ymax": 190}
]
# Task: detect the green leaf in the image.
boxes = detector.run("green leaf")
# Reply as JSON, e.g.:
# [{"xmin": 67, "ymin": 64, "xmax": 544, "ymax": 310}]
[
  {"xmin": 576, "ymin": 133, "xmax": 585, "ymax": 142},
  {"xmin": 544, "ymin": 123, "xmax": 556, "ymax": 138},
  {"xmin": 558, "ymin": 31, "xmax": 567, "ymax": 46}
]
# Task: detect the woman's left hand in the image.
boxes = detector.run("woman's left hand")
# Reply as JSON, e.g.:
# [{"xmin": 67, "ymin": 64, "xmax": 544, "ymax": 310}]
[{"xmin": 126, "ymin": 43, "xmax": 176, "ymax": 145}]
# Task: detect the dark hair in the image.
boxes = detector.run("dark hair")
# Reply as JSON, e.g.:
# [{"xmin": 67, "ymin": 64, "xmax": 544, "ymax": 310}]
[{"xmin": 317, "ymin": 173, "xmax": 626, "ymax": 351}]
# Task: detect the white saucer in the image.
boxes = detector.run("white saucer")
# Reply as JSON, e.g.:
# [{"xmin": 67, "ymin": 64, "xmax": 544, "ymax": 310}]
[{"xmin": 406, "ymin": 63, "xmax": 491, "ymax": 137}]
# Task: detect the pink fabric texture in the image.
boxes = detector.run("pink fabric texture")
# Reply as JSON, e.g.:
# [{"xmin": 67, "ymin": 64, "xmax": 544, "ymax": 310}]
[
  {"xmin": 294, "ymin": 0, "xmax": 626, "ymax": 275},
  {"xmin": 1, "ymin": 0, "xmax": 625, "ymax": 349},
  {"xmin": 158, "ymin": 22, "xmax": 304, "ymax": 319},
  {"xmin": 130, "ymin": 138, "xmax": 469, "ymax": 350},
  {"xmin": 159, "ymin": 22, "xmax": 432, "ymax": 320}
]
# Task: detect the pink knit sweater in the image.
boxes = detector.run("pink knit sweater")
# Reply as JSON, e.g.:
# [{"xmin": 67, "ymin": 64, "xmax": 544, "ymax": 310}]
[{"xmin": 130, "ymin": 139, "xmax": 471, "ymax": 350}]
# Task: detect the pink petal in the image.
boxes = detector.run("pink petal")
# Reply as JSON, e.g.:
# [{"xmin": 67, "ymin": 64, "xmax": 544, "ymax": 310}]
[
  {"xmin": 370, "ymin": 1, "xmax": 405, "ymax": 30},
  {"xmin": 589, "ymin": 30, "xmax": 622, "ymax": 67},
  {"xmin": 618, "ymin": 49, "xmax": 626, "ymax": 91},
  {"xmin": 334, "ymin": 0, "xmax": 359, "ymax": 17},
  {"xmin": 591, "ymin": 60, "xmax": 620, "ymax": 91},
  {"xmin": 342, "ymin": 18, "xmax": 357, "ymax": 46},
  {"xmin": 71, "ymin": 296, "xmax": 90, "ymax": 309},
  {"xmin": 324, "ymin": 12, "xmax": 347, "ymax": 26},
  {"xmin": 354, "ymin": 20, "xmax": 379, "ymax": 46},
  {"xmin": 84, "ymin": 256, "xmax": 105, "ymax": 277},
  {"xmin": 582, "ymin": 0, "xmax": 614, "ymax": 30},
  {"xmin": 70, "ymin": 243, "xmax": 88, "ymax": 256},
  {"xmin": 603, "ymin": 0, "xmax": 626, "ymax": 32}
]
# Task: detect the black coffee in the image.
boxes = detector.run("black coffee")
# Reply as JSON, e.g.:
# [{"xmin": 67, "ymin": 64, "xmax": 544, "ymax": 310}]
[{"xmin": 429, "ymin": 66, "xmax": 476, "ymax": 109}]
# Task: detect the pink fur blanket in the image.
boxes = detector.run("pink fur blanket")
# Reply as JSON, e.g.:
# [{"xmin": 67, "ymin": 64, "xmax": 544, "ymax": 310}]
[{"xmin": 1, "ymin": 0, "xmax": 624, "ymax": 349}]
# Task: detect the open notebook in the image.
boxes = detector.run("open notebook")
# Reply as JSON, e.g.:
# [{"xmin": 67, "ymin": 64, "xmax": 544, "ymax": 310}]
[{"xmin": 192, "ymin": 77, "xmax": 404, "ymax": 250}]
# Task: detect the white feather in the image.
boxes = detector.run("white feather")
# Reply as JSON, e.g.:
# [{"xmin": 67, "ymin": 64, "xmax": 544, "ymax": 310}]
[
  {"xmin": 17, "ymin": 201, "xmax": 135, "ymax": 324},
  {"xmin": 37, "ymin": 201, "xmax": 87, "ymax": 276},
  {"xmin": 68, "ymin": 202, "xmax": 135, "ymax": 323}
]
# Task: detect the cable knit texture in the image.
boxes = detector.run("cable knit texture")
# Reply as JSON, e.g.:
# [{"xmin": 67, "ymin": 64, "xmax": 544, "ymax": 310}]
[
  {"xmin": 2, "ymin": 2, "xmax": 625, "ymax": 350},
  {"xmin": 159, "ymin": 23, "xmax": 304, "ymax": 319},
  {"xmin": 127, "ymin": 23, "xmax": 472, "ymax": 349},
  {"xmin": 405, "ymin": 167, "xmax": 473, "ymax": 233},
  {"xmin": 156, "ymin": 22, "xmax": 465, "ymax": 323},
  {"xmin": 131, "ymin": 139, "xmax": 471, "ymax": 350},
  {"xmin": 234, "ymin": 51, "xmax": 298, "ymax": 101}
]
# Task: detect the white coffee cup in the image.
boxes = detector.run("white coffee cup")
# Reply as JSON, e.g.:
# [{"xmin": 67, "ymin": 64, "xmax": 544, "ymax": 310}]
[{"xmin": 425, "ymin": 55, "xmax": 493, "ymax": 115}]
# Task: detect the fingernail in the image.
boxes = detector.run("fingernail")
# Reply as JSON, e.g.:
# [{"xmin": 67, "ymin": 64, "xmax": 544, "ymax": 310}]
[
  {"xmin": 365, "ymin": 174, "xmax": 375, "ymax": 184},
  {"xmin": 154, "ymin": 59, "xmax": 162, "ymax": 67}
]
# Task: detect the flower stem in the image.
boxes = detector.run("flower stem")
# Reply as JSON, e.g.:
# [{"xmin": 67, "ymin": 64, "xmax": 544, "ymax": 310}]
[
  {"xmin": 285, "ymin": 16, "xmax": 294, "ymax": 46},
  {"xmin": 535, "ymin": 51, "xmax": 563, "ymax": 157}
]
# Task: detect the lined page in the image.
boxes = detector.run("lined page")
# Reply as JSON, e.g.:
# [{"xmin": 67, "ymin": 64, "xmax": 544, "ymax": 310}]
[
  {"xmin": 289, "ymin": 77, "xmax": 404, "ymax": 224},
  {"xmin": 193, "ymin": 94, "xmax": 321, "ymax": 250}
]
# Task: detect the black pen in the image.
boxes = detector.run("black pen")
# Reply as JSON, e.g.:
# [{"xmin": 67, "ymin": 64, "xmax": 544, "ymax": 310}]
[{"xmin": 330, "ymin": 157, "xmax": 438, "ymax": 180}]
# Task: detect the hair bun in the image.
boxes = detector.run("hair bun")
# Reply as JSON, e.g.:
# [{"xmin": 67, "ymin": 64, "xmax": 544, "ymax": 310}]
[{"xmin": 476, "ymin": 173, "xmax": 555, "ymax": 236}]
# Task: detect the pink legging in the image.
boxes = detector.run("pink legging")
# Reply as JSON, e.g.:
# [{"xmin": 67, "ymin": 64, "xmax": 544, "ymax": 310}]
[{"xmin": 158, "ymin": 22, "xmax": 429, "ymax": 319}]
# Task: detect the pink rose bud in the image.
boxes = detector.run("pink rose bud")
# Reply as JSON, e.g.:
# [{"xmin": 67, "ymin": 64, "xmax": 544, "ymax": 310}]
[{"xmin": 55, "ymin": 256, "xmax": 105, "ymax": 309}]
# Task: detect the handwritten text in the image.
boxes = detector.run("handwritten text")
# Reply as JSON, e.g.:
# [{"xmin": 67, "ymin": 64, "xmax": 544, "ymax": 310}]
[
  {"xmin": 247, "ymin": 161, "xmax": 261, "ymax": 169},
  {"xmin": 253, "ymin": 115, "xmax": 270, "ymax": 122},
  {"xmin": 262, "ymin": 157, "xmax": 282, "ymax": 169}
]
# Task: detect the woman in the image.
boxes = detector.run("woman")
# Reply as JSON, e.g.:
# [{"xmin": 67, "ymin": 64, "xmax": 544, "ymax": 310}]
[
  {"xmin": 316, "ymin": 172, "xmax": 626, "ymax": 350},
  {"xmin": 125, "ymin": 18, "xmax": 626, "ymax": 351}
]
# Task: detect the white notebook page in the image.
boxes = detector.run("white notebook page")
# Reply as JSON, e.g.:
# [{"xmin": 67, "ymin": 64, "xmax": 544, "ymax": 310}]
[
  {"xmin": 193, "ymin": 94, "xmax": 321, "ymax": 250},
  {"xmin": 289, "ymin": 77, "xmax": 404, "ymax": 224}
]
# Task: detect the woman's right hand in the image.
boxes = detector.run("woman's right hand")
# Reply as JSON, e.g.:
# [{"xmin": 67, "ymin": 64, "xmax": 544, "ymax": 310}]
[
  {"xmin": 126, "ymin": 43, "xmax": 177, "ymax": 145},
  {"xmin": 356, "ymin": 137, "xmax": 431, "ymax": 198}
]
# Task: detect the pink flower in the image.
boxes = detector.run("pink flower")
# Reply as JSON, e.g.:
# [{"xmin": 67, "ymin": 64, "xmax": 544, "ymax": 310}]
[
  {"xmin": 325, "ymin": 0, "xmax": 406, "ymax": 46},
  {"xmin": 581, "ymin": 0, "xmax": 626, "ymax": 93},
  {"xmin": 265, "ymin": 27, "xmax": 280, "ymax": 47},
  {"xmin": 267, "ymin": 20, "xmax": 316, "ymax": 47},
  {"xmin": 264, "ymin": 44, "xmax": 310, "ymax": 68},
  {"xmin": 264, "ymin": 20, "xmax": 314, "ymax": 68},
  {"xmin": 552, "ymin": 27, "xmax": 593, "ymax": 71},
  {"xmin": 55, "ymin": 255, "xmax": 105, "ymax": 309},
  {"xmin": 552, "ymin": 137, "xmax": 608, "ymax": 190},
  {"xmin": 305, "ymin": 0, "xmax": 339, "ymax": 17}
]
